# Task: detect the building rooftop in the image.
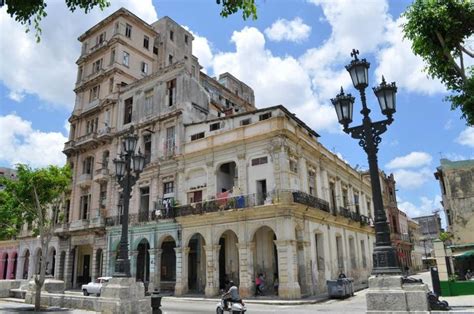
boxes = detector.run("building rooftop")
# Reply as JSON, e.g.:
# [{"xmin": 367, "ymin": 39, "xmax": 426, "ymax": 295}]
[{"xmin": 438, "ymin": 158, "xmax": 474, "ymax": 169}]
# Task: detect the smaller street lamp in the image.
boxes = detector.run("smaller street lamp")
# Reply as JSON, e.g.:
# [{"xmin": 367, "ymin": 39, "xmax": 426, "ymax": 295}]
[{"xmin": 112, "ymin": 126, "xmax": 145, "ymax": 277}]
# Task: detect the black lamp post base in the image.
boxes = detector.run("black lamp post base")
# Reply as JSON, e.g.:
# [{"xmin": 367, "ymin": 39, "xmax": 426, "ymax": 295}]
[
  {"xmin": 114, "ymin": 258, "xmax": 131, "ymax": 277},
  {"xmin": 372, "ymin": 246, "xmax": 401, "ymax": 275}
]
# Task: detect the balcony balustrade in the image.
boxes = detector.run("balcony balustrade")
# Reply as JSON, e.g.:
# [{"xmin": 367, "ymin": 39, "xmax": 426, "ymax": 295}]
[{"xmin": 104, "ymin": 190, "xmax": 373, "ymax": 227}]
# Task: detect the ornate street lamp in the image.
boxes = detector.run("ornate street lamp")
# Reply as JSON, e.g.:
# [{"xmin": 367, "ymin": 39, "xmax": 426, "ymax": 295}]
[
  {"xmin": 112, "ymin": 126, "xmax": 145, "ymax": 277},
  {"xmin": 332, "ymin": 49, "xmax": 400, "ymax": 275}
]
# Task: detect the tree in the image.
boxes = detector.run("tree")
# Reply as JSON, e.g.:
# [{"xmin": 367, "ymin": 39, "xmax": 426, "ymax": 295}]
[
  {"xmin": 2, "ymin": 0, "xmax": 110, "ymax": 42},
  {"xmin": 403, "ymin": 0, "xmax": 474, "ymax": 125},
  {"xmin": 216, "ymin": 0, "xmax": 257, "ymax": 20},
  {"xmin": 0, "ymin": 164, "xmax": 71, "ymax": 311}
]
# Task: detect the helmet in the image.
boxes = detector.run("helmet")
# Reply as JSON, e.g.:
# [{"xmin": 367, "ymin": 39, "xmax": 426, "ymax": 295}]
[{"xmin": 229, "ymin": 280, "xmax": 235, "ymax": 286}]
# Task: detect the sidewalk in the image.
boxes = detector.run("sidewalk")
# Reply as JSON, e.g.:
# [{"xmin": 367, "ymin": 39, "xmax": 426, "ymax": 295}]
[
  {"xmin": 162, "ymin": 283, "xmax": 368, "ymax": 305},
  {"xmin": 163, "ymin": 293, "xmax": 330, "ymax": 305}
]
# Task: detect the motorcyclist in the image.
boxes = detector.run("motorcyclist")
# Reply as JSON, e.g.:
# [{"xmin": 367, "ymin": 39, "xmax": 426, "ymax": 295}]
[{"xmin": 223, "ymin": 280, "xmax": 242, "ymax": 310}]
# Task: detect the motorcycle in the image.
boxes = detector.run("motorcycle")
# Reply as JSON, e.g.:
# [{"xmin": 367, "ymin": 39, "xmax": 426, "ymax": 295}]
[{"xmin": 215, "ymin": 295, "xmax": 247, "ymax": 314}]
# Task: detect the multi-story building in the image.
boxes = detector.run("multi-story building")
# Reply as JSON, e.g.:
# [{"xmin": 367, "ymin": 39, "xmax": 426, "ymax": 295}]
[
  {"xmin": 408, "ymin": 218, "xmax": 424, "ymax": 271},
  {"xmin": 434, "ymin": 158, "xmax": 474, "ymax": 244},
  {"xmin": 13, "ymin": 8, "xmax": 377, "ymax": 299},
  {"xmin": 377, "ymin": 172, "xmax": 412, "ymax": 269},
  {"xmin": 412, "ymin": 213, "xmax": 442, "ymax": 267}
]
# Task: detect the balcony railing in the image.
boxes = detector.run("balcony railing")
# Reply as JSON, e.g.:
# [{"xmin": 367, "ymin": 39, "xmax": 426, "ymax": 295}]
[
  {"xmin": 292, "ymin": 191, "xmax": 330, "ymax": 212},
  {"xmin": 105, "ymin": 190, "xmax": 373, "ymax": 227}
]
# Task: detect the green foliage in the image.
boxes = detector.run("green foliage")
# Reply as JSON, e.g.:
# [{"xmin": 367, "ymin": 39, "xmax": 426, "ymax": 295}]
[
  {"xmin": 439, "ymin": 231, "xmax": 454, "ymax": 243},
  {"xmin": 4, "ymin": 0, "xmax": 110, "ymax": 42},
  {"xmin": 216, "ymin": 0, "xmax": 257, "ymax": 20},
  {"xmin": 0, "ymin": 164, "xmax": 71, "ymax": 237},
  {"xmin": 403, "ymin": 0, "xmax": 474, "ymax": 125}
]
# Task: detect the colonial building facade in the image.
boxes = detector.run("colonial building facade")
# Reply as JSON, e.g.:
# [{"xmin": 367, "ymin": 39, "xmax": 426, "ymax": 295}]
[
  {"xmin": 435, "ymin": 158, "xmax": 474, "ymax": 245},
  {"xmin": 12, "ymin": 8, "xmax": 377, "ymax": 299}
]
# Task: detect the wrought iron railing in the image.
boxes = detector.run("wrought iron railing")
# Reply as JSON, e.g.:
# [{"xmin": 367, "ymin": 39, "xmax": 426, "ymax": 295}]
[
  {"xmin": 104, "ymin": 190, "xmax": 373, "ymax": 227},
  {"xmin": 291, "ymin": 191, "xmax": 330, "ymax": 212}
]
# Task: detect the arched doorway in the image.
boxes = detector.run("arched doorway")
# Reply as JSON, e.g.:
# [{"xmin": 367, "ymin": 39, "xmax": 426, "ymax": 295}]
[
  {"xmin": 160, "ymin": 236, "xmax": 176, "ymax": 292},
  {"xmin": 218, "ymin": 230, "xmax": 239, "ymax": 290},
  {"xmin": 47, "ymin": 248, "xmax": 56, "ymax": 276},
  {"xmin": 23, "ymin": 250, "xmax": 30, "ymax": 279},
  {"xmin": 253, "ymin": 226, "xmax": 279, "ymax": 295},
  {"xmin": 59, "ymin": 251, "xmax": 66, "ymax": 280},
  {"xmin": 2, "ymin": 253, "xmax": 8, "ymax": 279},
  {"xmin": 136, "ymin": 239, "xmax": 150, "ymax": 285},
  {"xmin": 188, "ymin": 233, "xmax": 206, "ymax": 293},
  {"xmin": 96, "ymin": 249, "xmax": 104, "ymax": 278}
]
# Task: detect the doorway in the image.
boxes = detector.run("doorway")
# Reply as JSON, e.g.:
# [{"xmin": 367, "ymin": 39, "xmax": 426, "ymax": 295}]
[{"xmin": 256, "ymin": 180, "xmax": 267, "ymax": 205}]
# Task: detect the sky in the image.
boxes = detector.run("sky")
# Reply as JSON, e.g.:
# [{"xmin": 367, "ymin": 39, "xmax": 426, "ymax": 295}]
[{"xmin": 1, "ymin": 0, "xmax": 473, "ymax": 223}]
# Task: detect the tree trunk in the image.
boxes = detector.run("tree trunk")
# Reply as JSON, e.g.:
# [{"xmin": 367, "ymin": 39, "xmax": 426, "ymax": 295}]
[{"xmin": 34, "ymin": 235, "xmax": 50, "ymax": 311}]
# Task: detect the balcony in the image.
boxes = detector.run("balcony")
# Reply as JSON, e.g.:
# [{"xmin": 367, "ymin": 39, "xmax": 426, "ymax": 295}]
[
  {"xmin": 292, "ymin": 191, "xmax": 330, "ymax": 212},
  {"xmin": 75, "ymin": 132, "xmax": 98, "ymax": 149},
  {"xmin": 77, "ymin": 173, "xmax": 93, "ymax": 183},
  {"xmin": 54, "ymin": 222, "xmax": 70, "ymax": 234},
  {"xmin": 94, "ymin": 167, "xmax": 109, "ymax": 182},
  {"xmin": 63, "ymin": 140, "xmax": 76, "ymax": 154},
  {"xmin": 69, "ymin": 216, "xmax": 104, "ymax": 231},
  {"xmin": 82, "ymin": 99, "xmax": 100, "ymax": 115},
  {"xmin": 97, "ymin": 126, "xmax": 114, "ymax": 140},
  {"xmin": 105, "ymin": 211, "xmax": 153, "ymax": 227}
]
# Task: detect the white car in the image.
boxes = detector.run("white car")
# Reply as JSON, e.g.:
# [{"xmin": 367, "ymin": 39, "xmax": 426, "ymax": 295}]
[{"xmin": 81, "ymin": 276, "xmax": 112, "ymax": 296}]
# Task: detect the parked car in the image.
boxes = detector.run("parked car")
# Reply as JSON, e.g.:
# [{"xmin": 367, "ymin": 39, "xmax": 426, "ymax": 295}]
[{"xmin": 81, "ymin": 276, "xmax": 112, "ymax": 296}]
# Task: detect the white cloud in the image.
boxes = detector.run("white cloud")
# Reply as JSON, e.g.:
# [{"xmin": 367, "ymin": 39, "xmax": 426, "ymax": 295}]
[
  {"xmin": 0, "ymin": 114, "xmax": 68, "ymax": 167},
  {"xmin": 444, "ymin": 119, "xmax": 453, "ymax": 130},
  {"xmin": 398, "ymin": 195, "xmax": 443, "ymax": 218},
  {"xmin": 212, "ymin": 27, "xmax": 338, "ymax": 132},
  {"xmin": 456, "ymin": 127, "xmax": 474, "ymax": 148},
  {"xmin": 0, "ymin": 1, "xmax": 157, "ymax": 109},
  {"xmin": 264, "ymin": 17, "xmax": 311, "ymax": 43},
  {"xmin": 392, "ymin": 167, "xmax": 432, "ymax": 189},
  {"xmin": 374, "ymin": 16, "xmax": 445, "ymax": 95},
  {"xmin": 386, "ymin": 152, "xmax": 432, "ymax": 169}
]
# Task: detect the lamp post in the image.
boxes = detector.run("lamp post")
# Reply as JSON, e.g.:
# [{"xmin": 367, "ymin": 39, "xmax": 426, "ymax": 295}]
[
  {"xmin": 332, "ymin": 49, "xmax": 400, "ymax": 275},
  {"xmin": 112, "ymin": 126, "xmax": 145, "ymax": 277}
]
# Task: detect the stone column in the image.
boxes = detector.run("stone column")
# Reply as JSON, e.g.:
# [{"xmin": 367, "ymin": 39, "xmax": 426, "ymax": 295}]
[
  {"xmin": 7, "ymin": 255, "xmax": 14, "ymax": 279},
  {"xmin": 300, "ymin": 158, "xmax": 308, "ymax": 192},
  {"xmin": 315, "ymin": 163, "xmax": 323, "ymax": 199},
  {"xmin": 237, "ymin": 153, "xmax": 247, "ymax": 195},
  {"xmin": 130, "ymin": 250, "xmax": 138, "ymax": 279},
  {"xmin": 321, "ymin": 169, "xmax": 330, "ymax": 203},
  {"xmin": 174, "ymin": 247, "xmax": 189, "ymax": 295},
  {"xmin": 53, "ymin": 253, "xmax": 61, "ymax": 280},
  {"xmin": 64, "ymin": 249, "xmax": 74, "ymax": 289},
  {"xmin": 274, "ymin": 240, "xmax": 301, "ymax": 299},
  {"xmin": 91, "ymin": 249, "xmax": 98, "ymax": 281},
  {"xmin": 206, "ymin": 161, "xmax": 216, "ymax": 197},
  {"xmin": 107, "ymin": 250, "xmax": 116, "ymax": 276},
  {"xmin": 204, "ymin": 244, "xmax": 220, "ymax": 297},
  {"xmin": 236, "ymin": 242, "xmax": 254, "ymax": 298},
  {"xmin": 301, "ymin": 241, "xmax": 313, "ymax": 296},
  {"xmin": 16, "ymin": 255, "xmax": 25, "ymax": 279},
  {"xmin": 149, "ymin": 248, "xmax": 161, "ymax": 292}
]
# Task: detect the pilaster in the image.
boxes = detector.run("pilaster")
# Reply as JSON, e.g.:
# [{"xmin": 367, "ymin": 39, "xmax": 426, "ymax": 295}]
[
  {"xmin": 150, "ymin": 248, "xmax": 162, "ymax": 292},
  {"xmin": 274, "ymin": 240, "xmax": 301, "ymax": 299},
  {"xmin": 204, "ymin": 244, "xmax": 220, "ymax": 297},
  {"xmin": 174, "ymin": 247, "xmax": 189, "ymax": 295},
  {"xmin": 236, "ymin": 242, "xmax": 255, "ymax": 298}
]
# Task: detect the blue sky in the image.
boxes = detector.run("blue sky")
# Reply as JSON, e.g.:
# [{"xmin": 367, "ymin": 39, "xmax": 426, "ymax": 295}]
[{"xmin": 1, "ymin": 0, "xmax": 473, "ymax": 221}]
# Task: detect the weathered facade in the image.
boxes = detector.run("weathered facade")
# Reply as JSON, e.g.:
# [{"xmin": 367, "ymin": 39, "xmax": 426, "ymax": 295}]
[
  {"xmin": 377, "ymin": 172, "xmax": 412, "ymax": 269},
  {"xmin": 408, "ymin": 218, "xmax": 424, "ymax": 271},
  {"xmin": 412, "ymin": 213, "xmax": 442, "ymax": 265},
  {"xmin": 48, "ymin": 7, "xmax": 378, "ymax": 299},
  {"xmin": 435, "ymin": 158, "xmax": 474, "ymax": 244}
]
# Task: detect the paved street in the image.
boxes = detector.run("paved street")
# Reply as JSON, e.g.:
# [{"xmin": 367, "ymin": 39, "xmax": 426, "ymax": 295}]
[{"xmin": 1, "ymin": 272, "xmax": 473, "ymax": 313}]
